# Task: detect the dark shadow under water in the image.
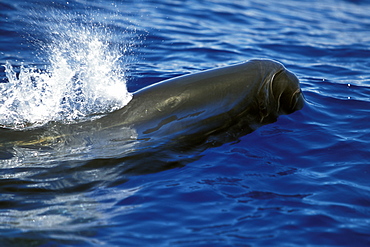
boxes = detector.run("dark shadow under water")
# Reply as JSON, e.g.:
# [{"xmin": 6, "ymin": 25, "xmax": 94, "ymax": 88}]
[
  {"xmin": 0, "ymin": 111, "xmax": 279, "ymax": 247},
  {"xmin": 0, "ymin": 107, "xmax": 267, "ymax": 194}
]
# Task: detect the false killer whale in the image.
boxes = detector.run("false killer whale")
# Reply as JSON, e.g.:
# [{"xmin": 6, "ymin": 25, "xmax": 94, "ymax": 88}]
[{"xmin": 0, "ymin": 59, "xmax": 304, "ymax": 154}]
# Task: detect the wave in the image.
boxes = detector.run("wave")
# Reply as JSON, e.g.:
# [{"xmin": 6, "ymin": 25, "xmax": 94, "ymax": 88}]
[{"xmin": 0, "ymin": 11, "xmax": 132, "ymax": 129}]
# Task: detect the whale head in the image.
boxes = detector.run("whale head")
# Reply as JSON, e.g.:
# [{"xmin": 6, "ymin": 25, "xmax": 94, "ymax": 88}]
[
  {"xmin": 271, "ymin": 68, "xmax": 304, "ymax": 115},
  {"xmin": 252, "ymin": 60, "xmax": 304, "ymax": 121}
]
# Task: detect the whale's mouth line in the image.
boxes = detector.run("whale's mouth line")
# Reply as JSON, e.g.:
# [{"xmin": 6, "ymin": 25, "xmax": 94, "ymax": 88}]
[
  {"xmin": 290, "ymin": 88, "xmax": 304, "ymax": 111},
  {"xmin": 292, "ymin": 88, "xmax": 302, "ymax": 100}
]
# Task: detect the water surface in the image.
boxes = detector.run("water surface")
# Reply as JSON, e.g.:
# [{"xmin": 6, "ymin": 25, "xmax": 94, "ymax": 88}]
[{"xmin": 0, "ymin": 0, "xmax": 370, "ymax": 246}]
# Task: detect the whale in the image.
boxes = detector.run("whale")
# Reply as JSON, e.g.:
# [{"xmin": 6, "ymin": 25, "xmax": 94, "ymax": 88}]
[
  {"xmin": 95, "ymin": 59, "xmax": 304, "ymax": 146},
  {"xmin": 0, "ymin": 59, "xmax": 304, "ymax": 154}
]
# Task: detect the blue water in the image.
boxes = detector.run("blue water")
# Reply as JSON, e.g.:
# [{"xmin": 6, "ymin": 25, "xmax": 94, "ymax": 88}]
[{"xmin": 1, "ymin": 0, "xmax": 370, "ymax": 246}]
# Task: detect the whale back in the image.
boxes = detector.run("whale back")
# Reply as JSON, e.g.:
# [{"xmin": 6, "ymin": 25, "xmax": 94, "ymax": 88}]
[{"xmin": 99, "ymin": 60, "xmax": 303, "ymax": 146}]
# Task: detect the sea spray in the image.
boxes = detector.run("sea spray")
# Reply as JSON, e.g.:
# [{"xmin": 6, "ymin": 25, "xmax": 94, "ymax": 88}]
[{"xmin": 0, "ymin": 12, "xmax": 132, "ymax": 129}]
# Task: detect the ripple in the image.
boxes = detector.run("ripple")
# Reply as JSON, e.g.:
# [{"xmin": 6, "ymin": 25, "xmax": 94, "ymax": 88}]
[{"xmin": 1, "ymin": 0, "xmax": 370, "ymax": 245}]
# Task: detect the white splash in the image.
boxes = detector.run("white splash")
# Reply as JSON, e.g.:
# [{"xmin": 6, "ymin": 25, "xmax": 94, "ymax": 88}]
[{"xmin": 0, "ymin": 16, "xmax": 132, "ymax": 129}]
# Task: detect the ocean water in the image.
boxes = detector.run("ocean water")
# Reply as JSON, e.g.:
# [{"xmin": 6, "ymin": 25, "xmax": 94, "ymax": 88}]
[{"xmin": 1, "ymin": 0, "xmax": 370, "ymax": 246}]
